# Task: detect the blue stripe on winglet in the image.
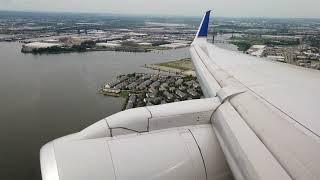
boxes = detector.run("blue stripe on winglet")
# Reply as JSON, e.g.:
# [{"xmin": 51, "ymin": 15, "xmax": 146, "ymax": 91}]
[{"xmin": 197, "ymin": 10, "xmax": 211, "ymax": 37}]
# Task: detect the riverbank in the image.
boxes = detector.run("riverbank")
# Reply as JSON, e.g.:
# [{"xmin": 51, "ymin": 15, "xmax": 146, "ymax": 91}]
[
  {"xmin": 144, "ymin": 58, "xmax": 196, "ymax": 76},
  {"xmin": 21, "ymin": 44, "xmax": 167, "ymax": 54},
  {"xmin": 20, "ymin": 40, "xmax": 187, "ymax": 54}
]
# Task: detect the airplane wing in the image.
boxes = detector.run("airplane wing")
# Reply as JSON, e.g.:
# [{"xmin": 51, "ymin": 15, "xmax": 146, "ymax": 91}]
[
  {"xmin": 190, "ymin": 10, "xmax": 320, "ymax": 180},
  {"xmin": 39, "ymin": 11, "xmax": 320, "ymax": 180}
]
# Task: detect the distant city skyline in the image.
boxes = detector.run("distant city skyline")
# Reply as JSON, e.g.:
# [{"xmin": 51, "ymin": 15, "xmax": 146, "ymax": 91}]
[{"xmin": 0, "ymin": 0, "xmax": 319, "ymax": 18}]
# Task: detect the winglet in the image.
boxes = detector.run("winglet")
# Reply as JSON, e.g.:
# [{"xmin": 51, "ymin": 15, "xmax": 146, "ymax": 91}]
[{"xmin": 196, "ymin": 10, "xmax": 211, "ymax": 38}]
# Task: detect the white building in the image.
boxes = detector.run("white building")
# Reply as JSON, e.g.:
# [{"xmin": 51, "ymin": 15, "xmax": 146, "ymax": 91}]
[
  {"xmin": 22, "ymin": 42, "xmax": 62, "ymax": 52},
  {"xmin": 267, "ymin": 55, "xmax": 285, "ymax": 62},
  {"xmin": 246, "ymin": 45, "xmax": 266, "ymax": 57},
  {"xmin": 159, "ymin": 43, "xmax": 189, "ymax": 49},
  {"xmin": 43, "ymin": 39, "xmax": 59, "ymax": 43},
  {"xmin": 138, "ymin": 42, "xmax": 152, "ymax": 46},
  {"xmin": 96, "ymin": 42, "xmax": 121, "ymax": 48}
]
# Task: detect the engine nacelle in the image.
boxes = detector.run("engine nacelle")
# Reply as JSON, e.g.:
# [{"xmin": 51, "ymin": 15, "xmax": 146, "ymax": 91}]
[
  {"xmin": 75, "ymin": 98, "xmax": 221, "ymax": 140},
  {"xmin": 40, "ymin": 125, "xmax": 233, "ymax": 180}
]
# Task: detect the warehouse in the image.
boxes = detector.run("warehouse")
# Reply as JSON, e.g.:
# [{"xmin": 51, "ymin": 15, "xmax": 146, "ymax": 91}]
[{"xmin": 21, "ymin": 42, "xmax": 62, "ymax": 52}]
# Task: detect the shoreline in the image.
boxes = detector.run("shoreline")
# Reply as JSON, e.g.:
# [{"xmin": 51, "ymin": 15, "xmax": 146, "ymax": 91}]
[
  {"xmin": 143, "ymin": 58, "xmax": 196, "ymax": 77},
  {"xmin": 20, "ymin": 46, "xmax": 183, "ymax": 54}
]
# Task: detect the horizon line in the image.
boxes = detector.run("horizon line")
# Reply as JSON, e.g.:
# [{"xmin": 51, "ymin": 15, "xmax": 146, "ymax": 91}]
[{"xmin": 0, "ymin": 9, "xmax": 320, "ymax": 20}]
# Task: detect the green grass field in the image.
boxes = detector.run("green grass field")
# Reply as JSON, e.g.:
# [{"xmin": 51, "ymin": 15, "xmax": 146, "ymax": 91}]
[{"xmin": 156, "ymin": 58, "xmax": 193, "ymax": 71}]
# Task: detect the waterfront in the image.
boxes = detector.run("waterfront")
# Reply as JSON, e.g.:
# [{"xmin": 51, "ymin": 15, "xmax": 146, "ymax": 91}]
[
  {"xmin": 101, "ymin": 73, "xmax": 203, "ymax": 109},
  {"xmin": 0, "ymin": 42, "xmax": 189, "ymax": 180}
]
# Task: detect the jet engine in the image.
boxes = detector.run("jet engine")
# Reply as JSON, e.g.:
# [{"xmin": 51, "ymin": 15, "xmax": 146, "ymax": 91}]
[{"xmin": 40, "ymin": 99, "xmax": 233, "ymax": 180}]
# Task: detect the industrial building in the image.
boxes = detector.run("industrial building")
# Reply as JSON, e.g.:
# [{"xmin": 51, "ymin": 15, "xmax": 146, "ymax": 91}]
[{"xmin": 21, "ymin": 42, "xmax": 62, "ymax": 52}]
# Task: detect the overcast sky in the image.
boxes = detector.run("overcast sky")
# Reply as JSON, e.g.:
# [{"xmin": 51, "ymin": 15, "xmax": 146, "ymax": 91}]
[{"xmin": 0, "ymin": 0, "xmax": 319, "ymax": 18}]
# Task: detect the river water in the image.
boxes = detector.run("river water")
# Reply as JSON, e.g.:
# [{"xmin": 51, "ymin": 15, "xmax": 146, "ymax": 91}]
[{"xmin": 0, "ymin": 42, "xmax": 189, "ymax": 180}]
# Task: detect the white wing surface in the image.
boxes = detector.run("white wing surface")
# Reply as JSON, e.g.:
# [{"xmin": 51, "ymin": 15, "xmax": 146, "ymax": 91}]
[{"xmin": 191, "ymin": 10, "xmax": 320, "ymax": 180}]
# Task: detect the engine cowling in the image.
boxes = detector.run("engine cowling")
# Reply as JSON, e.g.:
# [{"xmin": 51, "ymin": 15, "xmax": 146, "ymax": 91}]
[
  {"xmin": 73, "ymin": 98, "xmax": 221, "ymax": 140},
  {"xmin": 40, "ymin": 125, "xmax": 233, "ymax": 180}
]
